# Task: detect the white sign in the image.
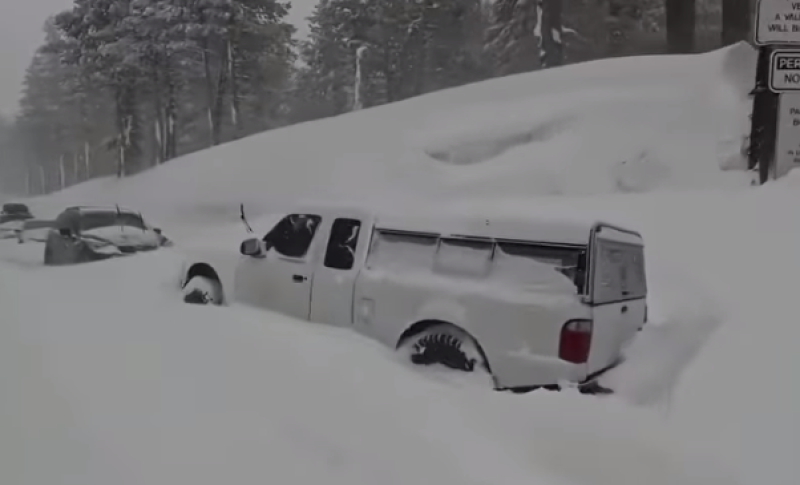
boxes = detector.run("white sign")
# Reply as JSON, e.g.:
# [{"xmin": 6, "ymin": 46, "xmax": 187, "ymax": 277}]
[
  {"xmin": 769, "ymin": 50, "xmax": 800, "ymax": 91},
  {"xmin": 774, "ymin": 93, "xmax": 800, "ymax": 178},
  {"xmin": 756, "ymin": 0, "xmax": 800, "ymax": 45}
]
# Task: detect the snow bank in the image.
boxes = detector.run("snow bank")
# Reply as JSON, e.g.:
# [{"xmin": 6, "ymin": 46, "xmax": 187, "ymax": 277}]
[
  {"xmin": 0, "ymin": 253, "xmax": 742, "ymax": 485},
  {"xmin": 24, "ymin": 43, "xmax": 754, "ymax": 225},
  {"xmin": 437, "ymin": 181, "xmax": 799, "ymax": 485},
  {"xmin": 5, "ymin": 40, "xmax": 788, "ymax": 485}
]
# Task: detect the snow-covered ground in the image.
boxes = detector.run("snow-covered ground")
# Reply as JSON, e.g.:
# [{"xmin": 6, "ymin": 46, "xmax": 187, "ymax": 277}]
[
  {"xmin": 2, "ymin": 42, "xmax": 795, "ymax": 485},
  {"xmin": 0, "ymin": 252, "xmax": 743, "ymax": 485}
]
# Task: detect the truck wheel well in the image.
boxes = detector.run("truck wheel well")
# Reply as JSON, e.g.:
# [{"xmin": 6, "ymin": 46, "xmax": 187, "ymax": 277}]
[
  {"xmin": 397, "ymin": 320, "xmax": 492, "ymax": 373},
  {"xmin": 185, "ymin": 263, "xmax": 221, "ymax": 287}
]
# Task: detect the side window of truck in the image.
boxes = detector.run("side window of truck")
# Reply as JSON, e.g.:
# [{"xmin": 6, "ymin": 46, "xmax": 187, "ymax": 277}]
[
  {"xmin": 494, "ymin": 242, "xmax": 586, "ymax": 293},
  {"xmin": 365, "ymin": 230, "xmax": 438, "ymax": 270},
  {"xmin": 434, "ymin": 238, "xmax": 493, "ymax": 278},
  {"xmin": 264, "ymin": 214, "xmax": 322, "ymax": 259},
  {"xmin": 324, "ymin": 218, "xmax": 362, "ymax": 270}
]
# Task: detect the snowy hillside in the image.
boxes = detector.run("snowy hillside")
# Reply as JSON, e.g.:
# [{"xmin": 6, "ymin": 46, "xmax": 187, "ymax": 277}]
[
  {"xmin": 26, "ymin": 43, "xmax": 756, "ymax": 224},
  {"xmin": 4, "ymin": 41, "xmax": 797, "ymax": 485}
]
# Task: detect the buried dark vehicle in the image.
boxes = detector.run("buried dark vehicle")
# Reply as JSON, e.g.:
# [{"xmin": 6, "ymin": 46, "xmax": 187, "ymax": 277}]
[
  {"xmin": 44, "ymin": 206, "xmax": 172, "ymax": 266},
  {"xmin": 0, "ymin": 202, "xmax": 34, "ymax": 239}
]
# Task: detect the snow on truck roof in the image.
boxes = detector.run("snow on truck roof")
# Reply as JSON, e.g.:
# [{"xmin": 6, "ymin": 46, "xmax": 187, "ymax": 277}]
[
  {"xmin": 374, "ymin": 213, "xmax": 597, "ymax": 246},
  {"xmin": 288, "ymin": 201, "xmax": 641, "ymax": 246}
]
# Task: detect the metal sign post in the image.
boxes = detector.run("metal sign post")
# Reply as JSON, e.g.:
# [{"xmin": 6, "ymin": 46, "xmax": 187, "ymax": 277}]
[{"xmin": 749, "ymin": 0, "xmax": 800, "ymax": 183}]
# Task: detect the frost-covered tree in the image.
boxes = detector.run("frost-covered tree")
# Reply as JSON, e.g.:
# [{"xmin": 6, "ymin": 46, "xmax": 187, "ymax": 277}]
[
  {"xmin": 290, "ymin": 0, "xmax": 366, "ymax": 120},
  {"xmin": 55, "ymin": 0, "xmax": 146, "ymax": 177},
  {"xmin": 15, "ymin": 17, "xmax": 96, "ymax": 192},
  {"xmin": 485, "ymin": 0, "xmax": 539, "ymax": 75},
  {"xmin": 0, "ymin": 114, "xmax": 26, "ymax": 194},
  {"xmin": 537, "ymin": 0, "xmax": 564, "ymax": 68},
  {"xmin": 42, "ymin": 0, "xmax": 295, "ymax": 179},
  {"xmin": 293, "ymin": 0, "xmax": 485, "ymax": 119}
]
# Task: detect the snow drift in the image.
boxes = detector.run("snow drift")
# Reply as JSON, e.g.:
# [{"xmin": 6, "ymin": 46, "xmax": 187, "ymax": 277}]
[
  {"xmin": 0, "ymin": 253, "xmax": 743, "ymax": 485},
  {"xmin": 25, "ymin": 43, "xmax": 755, "ymax": 224},
  {"xmin": 435, "ymin": 183, "xmax": 800, "ymax": 485},
  {"xmin": 5, "ymin": 40, "xmax": 795, "ymax": 485}
]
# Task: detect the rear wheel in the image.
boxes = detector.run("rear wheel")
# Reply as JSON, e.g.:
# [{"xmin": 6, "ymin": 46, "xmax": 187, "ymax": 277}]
[
  {"xmin": 400, "ymin": 324, "xmax": 490, "ymax": 375},
  {"xmin": 182, "ymin": 276, "xmax": 223, "ymax": 305}
]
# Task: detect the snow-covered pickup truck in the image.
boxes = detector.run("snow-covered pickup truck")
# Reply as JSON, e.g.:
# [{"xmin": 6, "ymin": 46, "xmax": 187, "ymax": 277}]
[{"xmin": 178, "ymin": 204, "xmax": 647, "ymax": 393}]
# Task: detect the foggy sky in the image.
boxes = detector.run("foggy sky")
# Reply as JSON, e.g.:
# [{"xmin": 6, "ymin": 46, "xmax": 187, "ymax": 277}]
[{"xmin": 0, "ymin": 0, "xmax": 315, "ymax": 117}]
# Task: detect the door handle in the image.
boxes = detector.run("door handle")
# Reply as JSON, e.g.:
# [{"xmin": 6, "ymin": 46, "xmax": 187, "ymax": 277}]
[
  {"xmin": 292, "ymin": 274, "xmax": 307, "ymax": 283},
  {"xmin": 621, "ymin": 305, "xmax": 628, "ymax": 314}
]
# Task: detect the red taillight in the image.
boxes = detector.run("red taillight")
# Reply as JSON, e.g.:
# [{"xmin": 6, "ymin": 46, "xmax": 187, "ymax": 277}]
[{"xmin": 559, "ymin": 319, "xmax": 593, "ymax": 364}]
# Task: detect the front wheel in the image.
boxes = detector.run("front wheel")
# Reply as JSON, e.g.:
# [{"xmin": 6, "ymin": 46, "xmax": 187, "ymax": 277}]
[{"xmin": 182, "ymin": 276, "xmax": 223, "ymax": 305}]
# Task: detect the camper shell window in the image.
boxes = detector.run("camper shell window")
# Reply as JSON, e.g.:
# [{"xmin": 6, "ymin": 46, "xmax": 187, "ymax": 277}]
[
  {"xmin": 495, "ymin": 241, "xmax": 587, "ymax": 294},
  {"xmin": 366, "ymin": 227, "xmax": 587, "ymax": 293},
  {"xmin": 434, "ymin": 237, "xmax": 494, "ymax": 278},
  {"xmin": 366, "ymin": 230, "xmax": 438, "ymax": 270},
  {"xmin": 592, "ymin": 238, "xmax": 647, "ymax": 304}
]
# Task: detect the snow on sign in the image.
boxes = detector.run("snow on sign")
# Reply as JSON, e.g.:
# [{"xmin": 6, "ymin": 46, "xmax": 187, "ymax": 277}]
[
  {"xmin": 774, "ymin": 93, "xmax": 800, "ymax": 178},
  {"xmin": 756, "ymin": 0, "xmax": 800, "ymax": 45},
  {"xmin": 769, "ymin": 50, "xmax": 800, "ymax": 91}
]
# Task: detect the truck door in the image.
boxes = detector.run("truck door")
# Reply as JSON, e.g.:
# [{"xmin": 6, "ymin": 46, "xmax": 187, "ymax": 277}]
[
  {"xmin": 234, "ymin": 214, "xmax": 321, "ymax": 320},
  {"xmin": 310, "ymin": 217, "xmax": 368, "ymax": 326},
  {"xmin": 587, "ymin": 224, "xmax": 647, "ymax": 374}
]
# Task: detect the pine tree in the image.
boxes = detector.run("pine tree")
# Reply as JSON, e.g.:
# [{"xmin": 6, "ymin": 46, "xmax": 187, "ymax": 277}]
[
  {"xmin": 666, "ymin": 0, "xmax": 696, "ymax": 53},
  {"xmin": 55, "ymin": 0, "xmax": 147, "ymax": 177},
  {"xmin": 605, "ymin": 0, "xmax": 646, "ymax": 56},
  {"xmin": 293, "ymin": 0, "xmax": 487, "ymax": 118},
  {"xmin": 292, "ymin": 0, "xmax": 371, "ymax": 119},
  {"xmin": 15, "ymin": 18, "xmax": 90, "ymax": 193},
  {"xmin": 538, "ymin": 0, "xmax": 564, "ymax": 68},
  {"xmin": 485, "ymin": 0, "xmax": 540, "ymax": 75},
  {"xmin": 721, "ymin": 0, "xmax": 749, "ymax": 46}
]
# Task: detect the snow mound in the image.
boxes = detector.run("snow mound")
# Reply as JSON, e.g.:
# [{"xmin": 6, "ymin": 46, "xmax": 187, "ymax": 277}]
[
  {"xmin": 0, "ymin": 253, "xmax": 744, "ymax": 485},
  {"xmin": 25, "ymin": 43, "xmax": 754, "ymax": 224},
  {"xmin": 434, "ymin": 179, "xmax": 800, "ymax": 485}
]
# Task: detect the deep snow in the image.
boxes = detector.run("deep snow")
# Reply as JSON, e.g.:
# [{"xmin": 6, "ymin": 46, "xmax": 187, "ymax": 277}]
[
  {"xmin": 0, "ymin": 253, "xmax": 743, "ymax": 485},
  {"xmin": 23, "ymin": 43, "xmax": 755, "ymax": 224},
  {"xmin": 2, "ymin": 42, "xmax": 795, "ymax": 485}
]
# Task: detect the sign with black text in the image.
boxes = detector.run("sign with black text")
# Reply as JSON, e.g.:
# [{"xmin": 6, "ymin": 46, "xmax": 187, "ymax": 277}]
[
  {"xmin": 774, "ymin": 93, "xmax": 800, "ymax": 178},
  {"xmin": 769, "ymin": 50, "xmax": 800, "ymax": 91},
  {"xmin": 756, "ymin": 0, "xmax": 800, "ymax": 45}
]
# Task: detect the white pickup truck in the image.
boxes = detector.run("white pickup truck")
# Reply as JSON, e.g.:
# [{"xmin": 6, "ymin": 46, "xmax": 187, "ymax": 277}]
[{"xmin": 179, "ymin": 204, "xmax": 647, "ymax": 393}]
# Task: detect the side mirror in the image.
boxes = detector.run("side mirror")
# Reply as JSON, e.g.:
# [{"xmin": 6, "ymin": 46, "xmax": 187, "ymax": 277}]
[
  {"xmin": 153, "ymin": 227, "xmax": 162, "ymax": 235},
  {"xmin": 240, "ymin": 238, "xmax": 265, "ymax": 257}
]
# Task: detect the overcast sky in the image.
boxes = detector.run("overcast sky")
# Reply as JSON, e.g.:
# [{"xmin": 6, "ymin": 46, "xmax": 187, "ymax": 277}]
[{"xmin": 0, "ymin": 0, "xmax": 316, "ymax": 117}]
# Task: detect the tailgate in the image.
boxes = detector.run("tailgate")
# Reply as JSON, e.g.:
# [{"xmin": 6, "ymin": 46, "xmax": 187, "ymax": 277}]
[{"xmin": 585, "ymin": 223, "xmax": 647, "ymax": 373}]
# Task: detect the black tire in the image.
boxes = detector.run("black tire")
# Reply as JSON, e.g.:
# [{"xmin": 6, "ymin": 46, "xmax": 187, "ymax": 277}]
[
  {"xmin": 401, "ymin": 324, "xmax": 489, "ymax": 373},
  {"xmin": 182, "ymin": 276, "xmax": 223, "ymax": 305}
]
